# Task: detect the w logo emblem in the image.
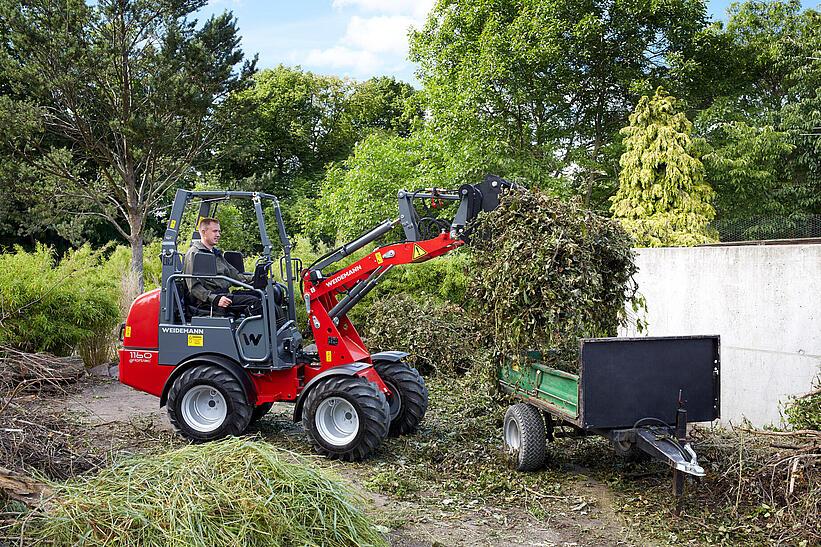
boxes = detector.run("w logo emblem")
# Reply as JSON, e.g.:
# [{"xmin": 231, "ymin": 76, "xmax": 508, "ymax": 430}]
[{"xmin": 242, "ymin": 333, "xmax": 262, "ymax": 346}]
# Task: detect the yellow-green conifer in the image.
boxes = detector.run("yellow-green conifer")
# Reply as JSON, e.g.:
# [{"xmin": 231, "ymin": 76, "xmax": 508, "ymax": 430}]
[{"xmin": 610, "ymin": 88, "xmax": 717, "ymax": 246}]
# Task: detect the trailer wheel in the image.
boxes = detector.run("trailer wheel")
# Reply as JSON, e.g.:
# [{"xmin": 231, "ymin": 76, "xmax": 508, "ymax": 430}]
[
  {"xmin": 302, "ymin": 376, "xmax": 390, "ymax": 461},
  {"xmin": 374, "ymin": 361, "xmax": 428, "ymax": 437},
  {"xmin": 167, "ymin": 364, "xmax": 253, "ymax": 442},
  {"xmin": 611, "ymin": 439, "xmax": 650, "ymax": 462},
  {"xmin": 250, "ymin": 402, "xmax": 274, "ymax": 424},
  {"xmin": 503, "ymin": 403, "xmax": 546, "ymax": 472}
]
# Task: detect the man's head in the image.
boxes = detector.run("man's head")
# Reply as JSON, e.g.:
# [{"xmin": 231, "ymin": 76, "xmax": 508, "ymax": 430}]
[{"xmin": 198, "ymin": 217, "xmax": 221, "ymax": 249}]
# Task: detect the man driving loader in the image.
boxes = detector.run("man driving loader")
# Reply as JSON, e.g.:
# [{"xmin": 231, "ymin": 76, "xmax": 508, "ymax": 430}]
[{"xmin": 183, "ymin": 217, "xmax": 262, "ymax": 317}]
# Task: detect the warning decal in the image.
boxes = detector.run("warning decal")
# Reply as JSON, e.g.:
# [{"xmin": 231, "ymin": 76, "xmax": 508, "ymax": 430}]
[
  {"xmin": 188, "ymin": 334, "xmax": 203, "ymax": 347},
  {"xmin": 325, "ymin": 350, "xmax": 333, "ymax": 362},
  {"xmin": 412, "ymin": 244, "xmax": 427, "ymax": 261}
]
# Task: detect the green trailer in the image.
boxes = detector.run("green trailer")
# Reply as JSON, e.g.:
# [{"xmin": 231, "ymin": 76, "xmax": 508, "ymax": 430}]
[{"xmin": 499, "ymin": 335, "xmax": 720, "ymax": 497}]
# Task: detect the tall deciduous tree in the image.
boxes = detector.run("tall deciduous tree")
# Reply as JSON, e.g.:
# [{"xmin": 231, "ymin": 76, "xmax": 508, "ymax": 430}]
[
  {"xmin": 409, "ymin": 0, "xmax": 709, "ymax": 206},
  {"xmin": 0, "ymin": 0, "xmax": 254, "ymax": 289},
  {"xmin": 211, "ymin": 67, "xmax": 420, "ymax": 197},
  {"xmin": 610, "ymin": 88, "xmax": 716, "ymax": 246}
]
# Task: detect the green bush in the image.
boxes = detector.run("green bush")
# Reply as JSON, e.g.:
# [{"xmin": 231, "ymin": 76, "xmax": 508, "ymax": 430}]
[
  {"xmin": 0, "ymin": 244, "xmax": 120, "ymax": 356},
  {"xmin": 785, "ymin": 389, "xmax": 821, "ymax": 430},
  {"xmin": 361, "ymin": 293, "xmax": 487, "ymax": 375}
]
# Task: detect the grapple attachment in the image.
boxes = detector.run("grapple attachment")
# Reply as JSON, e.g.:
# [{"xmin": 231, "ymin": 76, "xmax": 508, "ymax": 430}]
[{"xmin": 397, "ymin": 174, "xmax": 518, "ymax": 242}]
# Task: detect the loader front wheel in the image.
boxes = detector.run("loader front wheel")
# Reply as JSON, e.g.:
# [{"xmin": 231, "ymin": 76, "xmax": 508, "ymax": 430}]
[
  {"xmin": 503, "ymin": 403, "xmax": 546, "ymax": 472},
  {"xmin": 374, "ymin": 361, "xmax": 428, "ymax": 437},
  {"xmin": 167, "ymin": 364, "xmax": 253, "ymax": 442},
  {"xmin": 302, "ymin": 376, "xmax": 390, "ymax": 461}
]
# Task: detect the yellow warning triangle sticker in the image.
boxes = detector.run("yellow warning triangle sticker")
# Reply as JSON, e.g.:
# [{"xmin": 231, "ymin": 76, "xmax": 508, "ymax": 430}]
[{"xmin": 412, "ymin": 244, "xmax": 427, "ymax": 261}]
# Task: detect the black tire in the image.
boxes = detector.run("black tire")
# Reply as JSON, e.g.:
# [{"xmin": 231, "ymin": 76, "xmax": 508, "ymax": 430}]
[
  {"xmin": 167, "ymin": 364, "xmax": 253, "ymax": 442},
  {"xmin": 250, "ymin": 402, "xmax": 274, "ymax": 424},
  {"xmin": 374, "ymin": 361, "xmax": 428, "ymax": 437},
  {"xmin": 302, "ymin": 376, "xmax": 390, "ymax": 461},
  {"xmin": 611, "ymin": 439, "xmax": 651, "ymax": 462},
  {"xmin": 503, "ymin": 403, "xmax": 546, "ymax": 472}
]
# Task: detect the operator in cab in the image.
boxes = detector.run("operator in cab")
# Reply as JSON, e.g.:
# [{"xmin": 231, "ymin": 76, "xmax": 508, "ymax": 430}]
[{"xmin": 184, "ymin": 217, "xmax": 262, "ymax": 317}]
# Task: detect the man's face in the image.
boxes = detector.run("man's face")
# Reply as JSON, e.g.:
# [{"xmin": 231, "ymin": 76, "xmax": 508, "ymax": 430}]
[{"xmin": 200, "ymin": 222, "xmax": 221, "ymax": 247}]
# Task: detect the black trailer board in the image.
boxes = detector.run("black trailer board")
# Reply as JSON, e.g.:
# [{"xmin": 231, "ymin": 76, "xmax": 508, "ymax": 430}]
[{"xmin": 579, "ymin": 336, "xmax": 720, "ymax": 429}]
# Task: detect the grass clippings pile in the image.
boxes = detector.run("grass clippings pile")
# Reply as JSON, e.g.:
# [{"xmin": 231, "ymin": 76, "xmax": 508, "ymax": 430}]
[
  {"xmin": 22, "ymin": 437, "xmax": 387, "ymax": 547},
  {"xmin": 469, "ymin": 189, "xmax": 643, "ymax": 372}
]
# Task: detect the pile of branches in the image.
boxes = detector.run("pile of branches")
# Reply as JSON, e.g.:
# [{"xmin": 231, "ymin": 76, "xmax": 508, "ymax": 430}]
[
  {"xmin": 0, "ymin": 345, "xmax": 85, "ymax": 397},
  {"xmin": 692, "ymin": 426, "xmax": 820, "ymax": 544},
  {"xmin": 469, "ymin": 189, "xmax": 642, "ymax": 372},
  {"xmin": 0, "ymin": 345, "xmax": 100, "ymax": 507},
  {"xmin": 20, "ymin": 437, "xmax": 388, "ymax": 547}
]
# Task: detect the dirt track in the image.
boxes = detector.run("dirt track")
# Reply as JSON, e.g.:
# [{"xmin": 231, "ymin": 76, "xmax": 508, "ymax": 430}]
[{"xmin": 56, "ymin": 371, "xmax": 643, "ymax": 547}]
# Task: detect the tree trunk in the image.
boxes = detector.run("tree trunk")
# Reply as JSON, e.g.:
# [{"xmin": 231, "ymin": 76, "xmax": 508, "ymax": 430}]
[
  {"xmin": 127, "ymin": 208, "xmax": 145, "ymax": 296},
  {"xmin": 130, "ymin": 236, "xmax": 144, "ymax": 293}
]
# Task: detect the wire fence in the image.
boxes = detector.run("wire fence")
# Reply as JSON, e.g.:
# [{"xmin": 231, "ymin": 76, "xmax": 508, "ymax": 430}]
[{"xmin": 712, "ymin": 214, "xmax": 821, "ymax": 242}]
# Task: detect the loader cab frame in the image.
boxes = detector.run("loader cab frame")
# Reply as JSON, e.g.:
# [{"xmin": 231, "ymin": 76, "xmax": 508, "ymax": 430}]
[{"xmin": 158, "ymin": 190, "xmax": 302, "ymax": 370}]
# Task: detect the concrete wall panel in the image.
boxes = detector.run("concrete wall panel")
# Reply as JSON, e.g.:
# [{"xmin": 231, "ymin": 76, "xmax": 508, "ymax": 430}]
[{"xmin": 621, "ymin": 244, "xmax": 820, "ymax": 427}]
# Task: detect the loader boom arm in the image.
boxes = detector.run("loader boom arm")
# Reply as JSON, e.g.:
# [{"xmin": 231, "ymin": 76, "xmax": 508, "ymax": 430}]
[{"xmin": 302, "ymin": 175, "xmax": 516, "ymax": 368}]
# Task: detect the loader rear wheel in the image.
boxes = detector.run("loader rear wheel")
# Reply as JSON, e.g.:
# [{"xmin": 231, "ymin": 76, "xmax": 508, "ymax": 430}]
[
  {"xmin": 302, "ymin": 376, "xmax": 390, "ymax": 461},
  {"xmin": 167, "ymin": 364, "xmax": 253, "ymax": 442},
  {"xmin": 374, "ymin": 361, "xmax": 428, "ymax": 437},
  {"xmin": 503, "ymin": 403, "xmax": 546, "ymax": 472}
]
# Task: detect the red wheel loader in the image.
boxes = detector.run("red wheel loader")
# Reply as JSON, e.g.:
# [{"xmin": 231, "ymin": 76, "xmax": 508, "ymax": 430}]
[{"xmin": 118, "ymin": 175, "xmax": 515, "ymax": 460}]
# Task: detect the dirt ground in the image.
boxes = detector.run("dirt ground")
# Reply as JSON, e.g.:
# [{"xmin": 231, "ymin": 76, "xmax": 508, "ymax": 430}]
[{"xmin": 37, "ymin": 367, "xmax": 654, "ymax": 547}]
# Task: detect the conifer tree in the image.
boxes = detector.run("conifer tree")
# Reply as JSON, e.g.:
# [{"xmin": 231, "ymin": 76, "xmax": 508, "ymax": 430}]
[{"xmin": 610, "ymin": 88, "xmax": 717, "ymax": 246}]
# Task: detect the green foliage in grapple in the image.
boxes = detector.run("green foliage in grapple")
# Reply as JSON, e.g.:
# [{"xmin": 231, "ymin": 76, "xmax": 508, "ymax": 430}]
[
  {"xmin": 610, "ymin": 88, "xmax": 718, "ymax": 246},
  {"xmin": 0, "ymin": 245, "xmax": 120, "ymax": 356},
  {"xmin": 469, "ymin": 189, "xmax": 643, "ymax": 372}
]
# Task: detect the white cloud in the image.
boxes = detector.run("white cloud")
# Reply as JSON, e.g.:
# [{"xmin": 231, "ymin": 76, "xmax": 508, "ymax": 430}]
[
  {"xmin": 302, "ymin": 0, "xmax": 434, "ymax": 80},
  {"xmin": 304, "ymin": 46, "xmax": 381, "ymax": 74},
  {"xmin": 343, "ymin": 15, "xmax": 416, "ymax": 55}
]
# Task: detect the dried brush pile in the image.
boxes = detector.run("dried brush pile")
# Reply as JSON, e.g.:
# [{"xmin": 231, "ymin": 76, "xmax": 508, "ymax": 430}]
[
  {"xmin": 20, "ymin": 437, "xmax": 387, "ymax": 547},
  {"xmin": 468, "ymin": 189, "xmax": 643, "ymax": 372},
  {"xmin": 690, "ymin": 426, "xmax": 820, "ymax": 544},
  {"xmin": 0, "ymin": 346, "xmax": 101, "ymax": 485}
]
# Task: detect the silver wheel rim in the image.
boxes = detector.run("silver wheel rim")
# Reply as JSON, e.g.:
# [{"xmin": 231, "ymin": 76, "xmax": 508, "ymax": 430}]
[
  {"xmin": 315, "ymin": 397, "xmax": 359, "ymax": 446},
  {"xmin": 385, "ymin": 380, "xmax": 402, "ymax": 421},
  {"xmin": 504, "ymin": 418, "xmax": 521, "ymax": 450},
  {"xmin": 181, "ymin": 385, "xmax": 227, "ymax": 433}
]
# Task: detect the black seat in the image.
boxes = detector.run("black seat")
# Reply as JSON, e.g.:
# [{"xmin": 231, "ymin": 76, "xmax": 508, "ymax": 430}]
[
  {"xmin": 223, "ymin": 251, "xmax": 244, "ymax": 274},
  {"xmin": 176, "ymin": 252, "xmax": 219, "ymax": 319}
]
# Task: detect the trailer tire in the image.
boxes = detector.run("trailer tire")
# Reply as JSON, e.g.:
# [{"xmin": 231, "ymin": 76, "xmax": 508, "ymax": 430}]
[
  {"xmin": 611, "ymin": 439, "xmax": 650, "ymax": 462},
  {"xmin": 503, "ymin": 403, "xmax": 546, "ymax": 472},
  {"xmin": 167, "ymin": 364, "xmax": 253, "ymax": 442},
  {"xmin": 250, "ymin": 402, "xmax": 274, "ymax": 424},
  {"xmin": 374, "ymin": 361, "xmax": 428, "ymax": 437},
  {"xmin": 303, "ymin": 376, "xmax": 390, "ymax": 461}
]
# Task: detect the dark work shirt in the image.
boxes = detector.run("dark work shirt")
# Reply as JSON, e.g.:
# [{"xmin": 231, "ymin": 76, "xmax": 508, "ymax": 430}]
[{"xmin": 183, "ymin": 240, "xmax": 251, "ymax": 305}]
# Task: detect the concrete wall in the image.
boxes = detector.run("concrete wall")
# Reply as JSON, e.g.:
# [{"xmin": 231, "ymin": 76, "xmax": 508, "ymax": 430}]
[{"xmin": 620, "ymin": 243, "xmax": 821, "ymax": 427}]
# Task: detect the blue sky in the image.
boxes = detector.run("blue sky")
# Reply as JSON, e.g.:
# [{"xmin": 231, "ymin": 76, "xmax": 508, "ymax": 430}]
[{"xmin": 200, "ymin": 0, "xmax": 818, "ymax": 85}]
